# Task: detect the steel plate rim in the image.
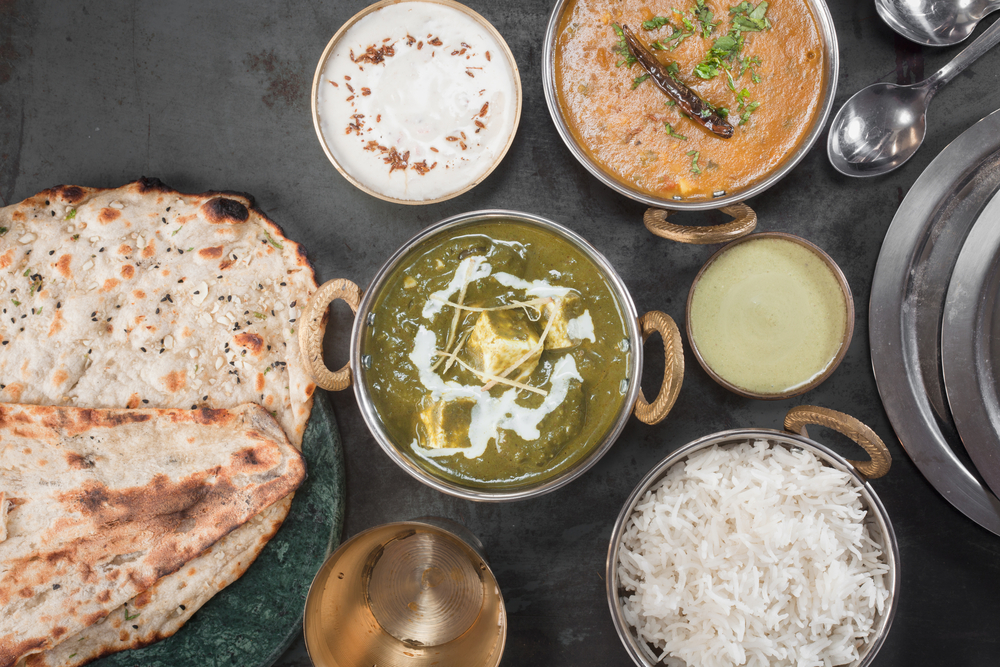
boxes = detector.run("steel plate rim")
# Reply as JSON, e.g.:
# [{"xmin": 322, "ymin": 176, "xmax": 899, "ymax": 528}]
[
  {"xmin": 869, "ymin": 108, "xmax": 1000, "ymax": 536},
  {"xmin": 941, "ymin": 189, "xmax": 1000, "ymax": 500}
]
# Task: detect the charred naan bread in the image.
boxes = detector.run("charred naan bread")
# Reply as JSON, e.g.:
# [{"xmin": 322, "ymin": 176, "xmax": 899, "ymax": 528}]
[
  {"xmin": 0, "ymin": 403, "xmax": 306, "ymax": 667},
  {"xmin": 0, "ymin": 179, "xmax": 321, "ymax": 665}
]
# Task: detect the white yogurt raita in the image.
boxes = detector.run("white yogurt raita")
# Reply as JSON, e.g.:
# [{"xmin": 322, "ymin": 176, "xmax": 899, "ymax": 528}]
[{"xmin": 316, "ymin": 2, "xmax": 519, "ymax": 201}]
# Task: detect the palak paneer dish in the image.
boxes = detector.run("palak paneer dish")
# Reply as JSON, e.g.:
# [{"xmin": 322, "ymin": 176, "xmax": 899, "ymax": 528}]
[
  {"xmin": 555, "ymin": 0, "xmax": 826, "ymax": 199},
  {"xmin": 365, "ymin": 221, "xmax": 631, "ymax": 488}
]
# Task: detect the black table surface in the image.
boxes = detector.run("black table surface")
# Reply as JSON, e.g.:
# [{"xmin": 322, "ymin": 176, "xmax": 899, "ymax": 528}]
[{"xmin": 3, "ymin": 1, "xmax": 999, "ymax": 665}]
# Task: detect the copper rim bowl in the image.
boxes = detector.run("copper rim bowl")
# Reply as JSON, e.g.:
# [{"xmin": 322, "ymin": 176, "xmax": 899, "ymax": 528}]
[
  {"xmin": 296, "ymin": 210, "xmax": 686, "ymax": 501},
  {"xmin": 541, "ymin": 0, "xmax": 839, "ymax": 211},
  {"xmin": 685, "ymin": 231, "xmax": 855, "ymax": 400},
  {"xmin": 310, "ymin": 0, "xmax": 522, "ymax": 206},
  {"xmin": 606, "ymin": 406, "xmax": 900, "ymax": 667}
]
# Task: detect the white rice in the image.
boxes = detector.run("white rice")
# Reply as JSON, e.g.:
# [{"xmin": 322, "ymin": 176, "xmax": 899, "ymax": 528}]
[{"xmin": 618, "ymin": 441, "xmax": 890, "ymax": 667}]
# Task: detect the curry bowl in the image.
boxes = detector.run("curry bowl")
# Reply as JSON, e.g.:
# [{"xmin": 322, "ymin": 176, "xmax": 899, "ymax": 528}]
[
  {"xmin": 541, "ymin": 0, "xmax": 839, "ymax": 211},
  {"xmin": 297, "ymin": 210, "xmax": 684, "ymax": 501},
  {"xmin": 304, "ymin": 518, "xmax": 506, "ymax": 667},
  {"xmin": 607, "ymin": 406, "xmax": 899, "ymax": 667},
  {"xmin": 311, "ymin": 0, "xmax": 522, "ymax": 205}
]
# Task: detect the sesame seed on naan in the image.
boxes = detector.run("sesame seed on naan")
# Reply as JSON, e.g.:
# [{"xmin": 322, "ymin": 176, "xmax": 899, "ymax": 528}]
[{"xmin": 0, "ymin": 178, "xmax": 322, "ymax": 666}]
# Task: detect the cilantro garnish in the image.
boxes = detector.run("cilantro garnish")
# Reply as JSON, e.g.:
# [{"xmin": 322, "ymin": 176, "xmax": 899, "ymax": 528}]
[
  {"xmin": 664, "ymin": 122, "xmax": 687, "ymax": 140},
  {"xmin": 692, "ymin": 0, "xmax": 721, "ymax": 38},
  {"xmin": 687, "ymin": 150, "xmax": 703, "ymax": 175},
  {"xmin": 641, "ymin": 15, "xmax": 672, "ymax": 30},
  {"xmin": 632, "ymin": 73, "xmax": 650, "ymax": 89},
  {"xmin": 64, "ymin": 209, "xmax": 76, "ymax": 220},
  {"xmin": 264, "ymin": 231, "xmax": 284, "ymax": 250},
  {"xmin": 730, "ymin": 1, "xmax": 772, "ymax": 31},
  {"xmin": 0, "ymin": 227, "xmax": 7, "ymax": 236},
  {"xmin": 611, "ymin": 24, "xmax": 638, "ymax": 67},
  {"xmin": 693, "ymin": 2, "xmax": 770, "ymax": 82}
]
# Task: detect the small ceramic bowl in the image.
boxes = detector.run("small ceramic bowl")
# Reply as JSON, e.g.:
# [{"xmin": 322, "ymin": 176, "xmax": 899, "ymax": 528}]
[
  {"xmin": 311, "ymin": 0, "xmax": 522, "ymax": 205},
  {"xmin": 686, "ymin": 232, "xmax": 854, "ymax": 399},
  {"xmin": 606, "ymin": 405, "xmax": 899, "ymax": 667},
  {"xmin": 304, "ymin": 518, "xmax": 506, "ymax": 667}
]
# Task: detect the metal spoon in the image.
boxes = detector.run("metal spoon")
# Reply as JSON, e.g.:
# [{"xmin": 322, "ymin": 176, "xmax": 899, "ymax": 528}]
[
  {"xmin": 827, "ymin": 18, "xmax": 1000, "ymax": 177},
  {"xmin": 876, "ymin": 0, "xmax": 1000, "ymax": 46}
]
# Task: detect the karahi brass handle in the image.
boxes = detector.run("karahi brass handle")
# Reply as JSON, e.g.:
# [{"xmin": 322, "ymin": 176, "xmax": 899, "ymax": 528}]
[
  {"xmin": 299, "ymin": 279, "xmax": 361, "ymax": 392},
  {"xmin": 633, "ymin": 311, "xmax": 684, "ymax": 425},
  {"xmin": 643, "ymin": 203, "xmax": 757, "ymax": 244},
  {"xmin": 784, "ymin": 405, "xmax": 892, "ymax": 479}
]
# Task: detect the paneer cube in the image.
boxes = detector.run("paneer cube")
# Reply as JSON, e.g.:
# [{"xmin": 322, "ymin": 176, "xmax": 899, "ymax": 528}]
[
  {"xmin": 417, "ymin": 397, "xmax": 476, "ymax": 450},
  {"xmin": 541, "ymin": 292, "xmax": 585, "ymax": 350},
  {"xmin": 467, "ymin": 310, "xmax": 541, "ymax": 382}
]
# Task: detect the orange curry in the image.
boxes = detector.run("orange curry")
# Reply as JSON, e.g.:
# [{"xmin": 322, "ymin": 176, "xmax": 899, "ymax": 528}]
[{"xmin": 555, "ymin": 0, "xmax": 825, "ymax": 200}]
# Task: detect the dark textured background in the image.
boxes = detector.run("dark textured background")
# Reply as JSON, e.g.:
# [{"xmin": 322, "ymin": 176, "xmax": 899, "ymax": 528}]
[{"xmin": 2, "ymin": 0, "xmax": 999, "ymax": 665}]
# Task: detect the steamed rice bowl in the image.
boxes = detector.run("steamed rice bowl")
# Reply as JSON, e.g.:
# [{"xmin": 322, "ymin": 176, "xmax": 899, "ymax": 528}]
[{"xmin": 617, "ymin": 441, "xmax": 890, "ymax": 667}]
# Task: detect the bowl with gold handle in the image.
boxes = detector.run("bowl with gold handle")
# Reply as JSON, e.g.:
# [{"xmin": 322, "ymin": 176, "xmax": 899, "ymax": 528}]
[{"xmin": 297, "ymin": 210, "xmax": 686, "ymax": 501}]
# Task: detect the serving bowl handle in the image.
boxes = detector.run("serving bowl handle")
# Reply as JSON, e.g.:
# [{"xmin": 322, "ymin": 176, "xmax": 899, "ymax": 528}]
[
  {"xmin": 633, "ymin": 311, "xmax": 684, "ymax": 425},
  {"xmin": 784, "ymin": 405, "xmax": 892, "ymax": 479},
  {"xmin": 643, "ymin": 203, "xmax": 757, "ymax": 244},
  {"xmin": 299, "ymin": 279, "xmax": 361, "ymax": 391}
]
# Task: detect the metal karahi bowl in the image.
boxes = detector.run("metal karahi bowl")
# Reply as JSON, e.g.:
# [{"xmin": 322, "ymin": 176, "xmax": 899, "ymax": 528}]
[
  {"xmin": 540, "ymin": 0, "xmax": 840, "ymax": 211},
  {"xmin": 606, "ymin": 407, "xmax": 900, "ymax": 667},
  {"xmin": 298, "ymin": 210, "xmax": 685, "ymax": 501}
]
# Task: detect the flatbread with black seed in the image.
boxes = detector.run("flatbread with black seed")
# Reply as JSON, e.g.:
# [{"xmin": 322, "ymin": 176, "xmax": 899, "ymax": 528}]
[
  {"xmin": 0, "ymin": 179, "xmax": 321, "ymax": 665},
  {"xmin": 0, "ymin": 403, "xmax": 306, "ymax": 667}
]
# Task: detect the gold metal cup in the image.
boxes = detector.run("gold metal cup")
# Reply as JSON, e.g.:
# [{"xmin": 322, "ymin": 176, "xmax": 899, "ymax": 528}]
[{"xmin": 303, "ymin": 519, "xmax": 506, "ymax": 666}]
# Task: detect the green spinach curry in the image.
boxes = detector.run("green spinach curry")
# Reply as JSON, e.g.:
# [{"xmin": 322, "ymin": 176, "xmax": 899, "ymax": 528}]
[{"xmin": 365, "ymin": 221, "xmax": 630, "ymax": 488}]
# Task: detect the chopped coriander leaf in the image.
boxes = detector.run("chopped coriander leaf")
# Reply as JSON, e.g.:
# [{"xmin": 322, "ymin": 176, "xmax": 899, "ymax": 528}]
[
  {"xmin": 665, "ymin": 62, "xmax": 681, "ymax": 78},
  {"xmin": 124, "ymin": 610, "xmax": 140, "ymax": 621},
  {"xmin": 611, "ymin": 24, "xmax": 638, "ymax": 67},
  {"xmin": 687, "ymin": 150, "xmax": 703, "ymax": 175},
  {"xmin": 187, "ymin": 247, "xmax": 194, "ymax": 252},
  {"xmin": 730, "ymin": 1, "xmax": 772, "ymax": 31},
  {"xmin": 692, "ymin": 0, "xmax": 721, "ymax": 38},
  {"xmin": 64, "ymin": 209, "xmax": 76, "ymax": 220},
  {"xmin": 664, "ymin": 122, "xmax": 687, "ymax": 140},
  {"xmin": 264, "ymin": 231, "xmax": 284, "ymax": 250},
  {"xmin": 657, "ymin": 26, "xmax": 694, "ymax": 51},
  {"xmin": 631, "ymin": 73, "xmax": 650, "ymax": 89},
  {"xmin": 171, "ymin": 227, "xmax": 181, "ymax": 236},
  {"xmin": 740, "ymin": 101, "xmax": 761, "ymax": 124},
  {"xmin": 263, "ymin": 366, "xmax": 272, "ymax": 375},
  {"xmin": 641, "ymin": 15, "xmax": 672, "ymax": 30},
  {"xmin": 11, "ymin": 299, "xmax": 20, "ymax": 306},
  {"xmin": 71, "ymin": 234, "xmax": 80, "ymax": 241},
  {"xmin": 36, "ymin": 306, "xmax": 42, "ymax": 315},
  {"xmin": 725, "ymin": 69, "xmax": 736, "ymax": 90},
  {"xmin": 0, "ymin": 227, "xmax": 7, "ymax": 236},
  {"xmin": 253, "ymin": 311, "xmax": 267, "ymax": 319}
]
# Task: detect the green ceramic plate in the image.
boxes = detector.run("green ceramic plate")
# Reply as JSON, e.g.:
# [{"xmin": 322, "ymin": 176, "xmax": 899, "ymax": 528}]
[{"xmin": 92, "ymin": 391, "xmax": 345, "ymax": 667}]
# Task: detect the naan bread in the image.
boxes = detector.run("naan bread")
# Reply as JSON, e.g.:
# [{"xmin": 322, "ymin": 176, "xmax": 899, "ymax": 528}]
[
  {"xmin": 0, "ymin": 403, "xmax": 306, "ymax": 667},
  {"xmin": 0, "ymin": 179, "xmax": 321, "ymax": 665}
]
